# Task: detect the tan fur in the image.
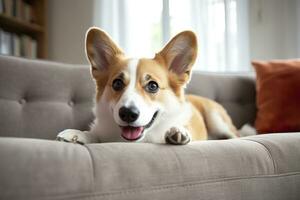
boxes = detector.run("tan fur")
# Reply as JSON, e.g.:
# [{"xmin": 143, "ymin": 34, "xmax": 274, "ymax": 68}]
[
  {"xmin": 86, "ymin": 28, "xmax": 128, "ymax": 101},
  {"xmin": 92, "ymin": 58, "xmax": 129, "ymax": 101},
  {"xmin": 186, "ymin": 95, "xmax": 238, "ymax": 140},
  {"xmin": 135, "ymin": 59, "xmax": 170, "ymax": 103},
  {"xmin": 185, "ymin": 104, "xmax": 208, "ymax": 140},
  {"xmin": 154, "ymin": 31, "xmax": 198, "ymax": 99}
]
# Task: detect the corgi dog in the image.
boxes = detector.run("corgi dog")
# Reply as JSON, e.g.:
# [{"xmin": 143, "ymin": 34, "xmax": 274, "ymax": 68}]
[{"xmin": 57, "ymin": 27, "xmax": 238, "ymax": 145}]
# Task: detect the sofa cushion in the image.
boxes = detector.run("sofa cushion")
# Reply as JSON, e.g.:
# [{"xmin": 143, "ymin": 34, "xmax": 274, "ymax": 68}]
[
  {"xmin": 0, "ymin": 56, "xmax": 95, "ymax": 139},
  {"xmin": 1, "ymin": 133, "xmax": 300, "ymax": 200},
  {"xmin": 252, "ymin": 60, "xmax": 300, "ymax": 133}
]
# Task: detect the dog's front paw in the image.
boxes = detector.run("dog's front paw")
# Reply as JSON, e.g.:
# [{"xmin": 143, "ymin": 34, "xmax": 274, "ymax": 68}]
[
  {"xmin": 165, "ymin": 127, "xmax": 191, "ymax": 145},
  {"xmin": 56, "ymin": 129, "xmax": 88, "ymax": 145}
]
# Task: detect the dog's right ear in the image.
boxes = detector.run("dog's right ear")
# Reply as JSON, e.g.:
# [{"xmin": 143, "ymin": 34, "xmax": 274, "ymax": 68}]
[{"xmin": 85, "ymin": 27, "xmax": 124, "ymax": 72}]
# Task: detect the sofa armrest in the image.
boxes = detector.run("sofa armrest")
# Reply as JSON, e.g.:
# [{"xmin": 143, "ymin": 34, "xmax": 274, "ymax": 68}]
[
  {"xmin": 0, "ymin": 138, "xmax": 93, "ymax": 199},
  {"xmin": 1, "ymin": 133, "xmax": 300, "ymax": 200}
]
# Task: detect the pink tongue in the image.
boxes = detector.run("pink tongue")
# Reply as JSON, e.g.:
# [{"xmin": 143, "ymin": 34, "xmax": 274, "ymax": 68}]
[{"xmin": 121, "ymin": 126, "xmax": 144, "ymax": 140}]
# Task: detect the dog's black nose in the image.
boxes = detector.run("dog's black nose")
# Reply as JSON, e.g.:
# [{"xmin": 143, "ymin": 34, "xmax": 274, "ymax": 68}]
[{"xmin": 119, "ymin": 106, "xmax": 140, "ymax": 123}]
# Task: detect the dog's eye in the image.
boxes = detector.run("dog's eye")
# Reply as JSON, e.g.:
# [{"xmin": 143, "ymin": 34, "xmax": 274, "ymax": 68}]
[
  {"xmin": 112, "ymin": 79, "xmax": 125, "ymax": 91},
  {"xmin": 145, "ymin": 81, "xmax": 159, "ymax": 93}
]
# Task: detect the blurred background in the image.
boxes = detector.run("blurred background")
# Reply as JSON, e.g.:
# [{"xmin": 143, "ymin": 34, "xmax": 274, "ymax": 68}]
[{"xmin": 0, "ymin": 0, "xmax": 299, "ymax": 72}]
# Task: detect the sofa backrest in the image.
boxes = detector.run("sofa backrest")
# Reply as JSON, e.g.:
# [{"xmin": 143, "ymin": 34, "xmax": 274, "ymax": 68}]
[
  {"xmin": 0, "ymin": 56, "xmax": 256, "ymax": 139},
  {"xmin": 0, "ymin": 56, "xmax": 95, "ymax": 139}
]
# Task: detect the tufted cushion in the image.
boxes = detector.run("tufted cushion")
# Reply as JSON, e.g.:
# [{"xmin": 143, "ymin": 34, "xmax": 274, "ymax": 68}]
[{"xmin": 0, "ymin": 56, "xmax": 95, "ymax": 139}]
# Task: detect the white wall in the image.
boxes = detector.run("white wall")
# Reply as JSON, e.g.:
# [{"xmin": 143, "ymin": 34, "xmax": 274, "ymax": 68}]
[
  {"xmin": 249, "ymin": 0, "xmax": 299, "ymax": 60},
  {"xmin": 48, "ymin": 0, "xmax": 94, "ymax": 64}
]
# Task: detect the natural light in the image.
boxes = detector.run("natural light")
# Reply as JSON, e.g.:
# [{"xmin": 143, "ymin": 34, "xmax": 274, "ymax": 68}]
[{"xmin": 95, "ymin": 0, "xmax": 250, "ymax": 72}]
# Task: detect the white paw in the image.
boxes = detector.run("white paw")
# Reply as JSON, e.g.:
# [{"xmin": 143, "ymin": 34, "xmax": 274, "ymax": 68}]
[
  {"xmin": 56, "ymin": 129, "xmax": 90, "ymax": 145},
  {"xmin": 165, "ymin": 127, "xmax": 191, "ymax": 145}
]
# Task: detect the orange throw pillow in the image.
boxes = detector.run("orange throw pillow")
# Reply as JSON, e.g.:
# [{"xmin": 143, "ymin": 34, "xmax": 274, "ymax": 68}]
[{"xmin": 252, "ymin": 59, "xmax": 300, "ymax": 134}]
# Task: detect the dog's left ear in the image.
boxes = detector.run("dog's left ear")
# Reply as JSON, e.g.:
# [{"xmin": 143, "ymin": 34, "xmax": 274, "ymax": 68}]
[{"xmin": 156, "ymin": 31, "xmax": 197, "ymax": 84}]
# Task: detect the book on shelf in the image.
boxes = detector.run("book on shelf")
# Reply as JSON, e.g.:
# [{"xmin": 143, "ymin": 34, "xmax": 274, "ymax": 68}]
[
  {"xmin": 31, "ymin": 39, "xmax": 37, "ymax": 58},
  {"xmin": 13, "ymin": 0, "xmax": 22, "ymax": 19},
  {"xmin": 0, "ymin": 0, "xmax": 3, "ymax": 14},
  {"xmin": 0, "ymin": 29, "xmax": 11, "ymax": 55},
  {"xmin": 3, "ymin": 0, "xmax": 13, "ymax": 16},
  {"xmin": 1, "ymin": 0, "xmax": 35, "ymax": 23},
  {"xmin": 0, "ymin": 29, "xmax": 37, "ymax": 58},
  {"xmin": 12, "ymin": 33, "xmax": 20, "ymax": 56}
]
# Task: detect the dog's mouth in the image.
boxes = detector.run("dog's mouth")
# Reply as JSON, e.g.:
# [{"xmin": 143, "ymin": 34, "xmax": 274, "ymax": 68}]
[{"xmin": 120, "ymin": 111, "xmax": 159, "ymax": 141}]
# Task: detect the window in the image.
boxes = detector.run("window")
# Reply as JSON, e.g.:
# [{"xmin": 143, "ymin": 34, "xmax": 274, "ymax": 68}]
[
  {"xmin": 125, "ymin": 0, "xmax": 163, "ymax": 57},
  {"xmin": 94, "ymin": 0, "xmax": 250, "ymax": 72}
]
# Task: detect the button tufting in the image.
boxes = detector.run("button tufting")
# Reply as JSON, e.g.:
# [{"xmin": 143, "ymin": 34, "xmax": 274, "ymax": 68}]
[
  {"xmin": 19, "ymin": 98, "xmax": 26, "ymax": 105},
  {"xmin": 68, "ymin": 101, "xmax": 74, "ymax": 106}
]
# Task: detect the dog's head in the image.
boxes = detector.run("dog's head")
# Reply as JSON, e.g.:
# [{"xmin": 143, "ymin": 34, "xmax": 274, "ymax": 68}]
[{"xmin": 86, "ymin": 28, "xmax": 197, "ymax": 142}]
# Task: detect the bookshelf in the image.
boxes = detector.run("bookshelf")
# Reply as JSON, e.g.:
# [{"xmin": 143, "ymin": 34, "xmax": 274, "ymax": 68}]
[{"xmin": 0, "ymin": 0, "xmax": 47, "ymax": 59}]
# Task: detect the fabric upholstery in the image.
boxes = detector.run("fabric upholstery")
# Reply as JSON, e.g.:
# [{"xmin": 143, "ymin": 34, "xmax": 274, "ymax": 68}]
[
  {"xmin": 0, "ymin": 133, "xmax": 300, "ymax": 200},
  {"xmin": 252, "ymin": 60, "xmax": 300, "ymax": 133},
  {"xmin": 0, "ymin": 56, "xmax": 95, "ymax": 139}
]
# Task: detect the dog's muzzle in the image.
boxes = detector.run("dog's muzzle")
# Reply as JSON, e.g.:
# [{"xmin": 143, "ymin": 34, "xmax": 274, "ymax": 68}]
[{"xmin": 120, "ymin": 110, "xmax": 159, "ymax": 141}]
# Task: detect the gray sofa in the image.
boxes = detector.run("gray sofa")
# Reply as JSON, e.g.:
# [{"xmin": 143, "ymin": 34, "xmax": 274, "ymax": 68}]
[{"xmin": 0, "ymin": 55, "xmax": 299, "ymax": 200}]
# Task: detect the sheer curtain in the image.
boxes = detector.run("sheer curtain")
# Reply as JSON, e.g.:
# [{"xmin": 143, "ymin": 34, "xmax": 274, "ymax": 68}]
[
  {"xmin": 93, "ymin": 0, "xmax": 163, "ymax": 58},
  {"xmin": 93, "ymin": 0, "xmax": 250, "ymax": 72}
]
